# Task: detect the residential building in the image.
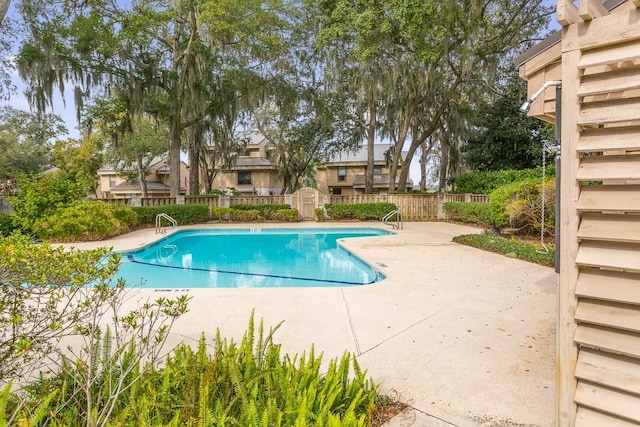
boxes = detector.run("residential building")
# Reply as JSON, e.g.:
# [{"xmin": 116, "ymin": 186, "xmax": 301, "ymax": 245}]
[
  {"xmin": 316, "ymin": 144, "xmax": 411, "ymax": 195},
  {"xmin": 96, "ymin": 156, "xmax": 189, "ymax": 199},
  {"xmin": 205, "ymin": 130, "xmax": 284, "ymax": 195}
]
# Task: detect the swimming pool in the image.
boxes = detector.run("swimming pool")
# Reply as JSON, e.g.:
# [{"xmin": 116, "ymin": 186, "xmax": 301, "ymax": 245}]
[{"xmin": 117, "ymin": 228, "xmax": 390, "ymax": 288}]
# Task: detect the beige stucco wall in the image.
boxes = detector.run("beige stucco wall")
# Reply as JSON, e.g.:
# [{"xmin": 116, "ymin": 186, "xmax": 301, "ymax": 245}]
[
  {"xmin": 214, "ymin": 169, "xmax": 283, "ymax": 195},
  {"xmin": 96, "ymin": 160, "xmax": 189, "ymax": 198},
  {"xmin": 317, "ymin": 164, "xmax": 391, "ymax": 194}
]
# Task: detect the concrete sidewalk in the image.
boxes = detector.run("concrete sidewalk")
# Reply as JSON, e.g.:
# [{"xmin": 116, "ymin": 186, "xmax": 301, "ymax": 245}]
[{"xmin": 66, "ymin": 222, "xmax": 556, "ymax": 427}]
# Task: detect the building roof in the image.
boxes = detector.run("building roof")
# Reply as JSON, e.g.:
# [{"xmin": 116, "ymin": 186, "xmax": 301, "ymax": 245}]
[
  {"xmin": 110, "ymin": 181, "xmax": 172, "ymax": 192},
  {"xmin": 98, "ymin": 152, "xmax": 189, "ymax": 173},
  {"xmin": 235, "ymin": 130, "xmax": 269, "ymax": 146},
  {"xmin": 328, "ymin": 144, "xmax": 397, "ymax": 164},
  {"xmin": 235, "ymin": 157, "xmax": 278, "ymax": 169},
  {"xmin": 513, "ymin": 0, "xmax": 627, "ymax": 67}
]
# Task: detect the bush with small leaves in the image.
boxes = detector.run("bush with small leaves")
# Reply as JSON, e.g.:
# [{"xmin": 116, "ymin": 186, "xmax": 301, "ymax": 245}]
[
  {"xmin": 10, "ymin": 173, "xmax": 86, "ymax": 235},
  {"xmin": 454, "ymin": 166, "xmax": 555, "ymax": 194},
  {"xmin": 211, "ymin": 207, "xmax": 233, "ymax": 221},
  {"xmin": 490, "ymin": 178, "xmax": 555, "ymax": 234},
  {"xmin": 33, "ymin": 201, "xmax": 137, "ymax": 241},
  {"xmin": 0, "ymin": 213, "xmax": 17, "ymax": 236},
  {"xmin": 0, "ymin": 233, "xmax": 190, "ymax": 426},
  {"xmin": 271, "ymin": 208, "xmax": 300, "ymax": 221},
  {"xmin": 325, "ymin": 203, "xmax": 397, "ymax": 221},
  {"xmin": 132, "ymin": 204, "xmax": 209, "ymax": 225},
  {"xmin": 232, "ymin": 203, "xmax": 291, "ymax": 219},
  {"xmin": 443, "ymin": 202, "xmax": 493, "ymax": 226}
]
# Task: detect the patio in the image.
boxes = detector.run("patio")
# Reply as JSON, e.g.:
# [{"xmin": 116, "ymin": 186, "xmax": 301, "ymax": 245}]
[{"xmin": 67, "ymin": 221, "xmax": 556, "ymax": 426}]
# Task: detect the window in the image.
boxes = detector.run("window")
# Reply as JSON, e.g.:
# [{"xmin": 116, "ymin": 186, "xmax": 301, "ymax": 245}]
[
  {"xmin": 332, "ymin": 188, "xmax": 342, "ymax": 195},
  {"xmin": 238, "ymin": 171, "xmax": 252, "ymax": 185},
  {"xmin": 109, "ymin": 175, "xmax": 116, "ymax": 188},
  {"xmin": 373, "ymin": 166, "xmax": 383, "ymax": 175},
  {"xmin": 337, "ymin": 166, "xmax": 346, "ymax": 182}
]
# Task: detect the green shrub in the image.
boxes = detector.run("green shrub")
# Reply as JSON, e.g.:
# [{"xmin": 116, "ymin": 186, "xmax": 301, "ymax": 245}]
[
  {"xmin": 6, "ymin": 315, "xmax": 382, "ymax": 426},
  {"xmin": 211, "ymin": 207, "xmax": 233, "ymax": 221},
  {"xmin": 212, "ymin": 206, "xmax": 298, "ymax": 222},
  {"xmin": 10, "ymin": 174, "xmax": 86, "ymax": 234},
  {"xmin": 133, "ymin": 204, "xmax": 209, "ymax": 225},
  {"xmin": 232, "ymin": 203, "xmax": 291, "ymax": 219},
  {"xmin": 443, "ymin": 202, "xmax": 493, "ymax": 226},
  {"xmin": 208, "ymin": 187, "xmax": 241, "ymax": 196},
  {"xmin": 271, "ymin": 208, "xmax": 300, "ymax": 221},
  {"xmin": 0, "ymin": 213, "xmax": 17, "ymax": 236},
  {"xmin": 490, "ymin": 178, "xmax": 555, "ymax": 234},
  {"xmin": 454, "ymin": 166, "xmax": 555, "ymax": 194},
  {"xmin": 33, "ymin": 201, "xmax": 137, "ymax": 241},
  {"xmin": 453, "ymin": 233, "xmax": 555, "ymax": 267},
  {"xmin": 315, "ymin": 207, "xmax": 326, "ymax": 221},
  {"xmin": 325, "ymin": 203, "xmax": 397, "ymax": 221},
  {"xmin": 231, "ymin": 208, "xmax": 261, "ymax": 221}
]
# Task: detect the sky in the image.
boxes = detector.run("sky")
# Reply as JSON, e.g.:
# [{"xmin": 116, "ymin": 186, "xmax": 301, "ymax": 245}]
[{"xmin": 1, "ymin": 0, "xmax": 563, "ymax": 187}]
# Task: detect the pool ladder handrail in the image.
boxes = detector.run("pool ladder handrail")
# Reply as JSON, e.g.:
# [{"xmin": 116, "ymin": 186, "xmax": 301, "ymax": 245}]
[
  {"xmin": 382, "ymin": 210, "xmax": 403, "ymax": 230},
  {"xmin": 155, "ymin": 213, "xmax": 177, "ymax": 234}
]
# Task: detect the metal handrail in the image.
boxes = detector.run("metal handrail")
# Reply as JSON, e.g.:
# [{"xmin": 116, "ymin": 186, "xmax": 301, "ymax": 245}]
[
  {"xmin": 155, "ymin": 213, "xmax": 177, "ymax": 234},
  {"xmin": 382, "ymin": 210, "xmax": 403, "ymax": 230}
]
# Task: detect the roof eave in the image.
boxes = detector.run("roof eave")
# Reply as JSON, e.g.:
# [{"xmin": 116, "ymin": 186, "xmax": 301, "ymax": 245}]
[{"xmin": 513, "ymin": 0, "xmax": 628, "ymax": 68}]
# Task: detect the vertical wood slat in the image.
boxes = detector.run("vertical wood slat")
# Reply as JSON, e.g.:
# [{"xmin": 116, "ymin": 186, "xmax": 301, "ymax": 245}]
[
  {"xmin": 122, "ymin": 192, "xmax": 492, "ymax": 221},
  {"xmin": 558, "ymin": 46, "xmax": 582, "ymax": 427}
]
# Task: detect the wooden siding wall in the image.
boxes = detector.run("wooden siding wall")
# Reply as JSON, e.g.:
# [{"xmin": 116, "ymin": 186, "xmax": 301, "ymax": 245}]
[{"xmin": 557, "ymin": 1, "xmax": 640, "ymax": 425}]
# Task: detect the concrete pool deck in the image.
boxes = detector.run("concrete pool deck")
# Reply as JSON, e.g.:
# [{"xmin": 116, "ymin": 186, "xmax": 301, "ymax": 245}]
[{"xmin": 65, "ymin": 221, "xmax": 556, "ymax": 427}]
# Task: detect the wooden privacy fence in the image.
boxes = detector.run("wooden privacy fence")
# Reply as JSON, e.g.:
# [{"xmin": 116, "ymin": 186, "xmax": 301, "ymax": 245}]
[
  {"xmin": 104, "ymin": 191, "xmax": 488, "ymax": 222},
  {"xmin": 330, "ymin": 193, "xmax": 441, "ymax": 221},
  {"xmin": 443, "ymin": 193, "xmax": 491, "ymax": 203}
]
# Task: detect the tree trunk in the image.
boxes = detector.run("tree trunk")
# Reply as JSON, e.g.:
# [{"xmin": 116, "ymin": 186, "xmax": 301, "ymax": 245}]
[
  {"xmin": 169, "ymin": 114, "xmax": 181, "ymax": 197},
  {"xmin": 200, "ymin": 160, "xmax": 212, "ymax": 194},
  {"xmin": 136, "ymin": 158, "xmax": 148, "ymax": 198},
  {"xmin": 438, "ymin": 143, "xmax": 449, "ymax": 193},
  {"xmin": 397, "ymin": 139, "xmax": 422, "ymax": 193},
  {"xmin": 419, "ymin": 139, "xmax": 428, "ymax": 191},
  {"xmin": 365, "ymin": 96, "xmax": 376, "ymax": 194},
  {"xmin": 187, "ymin": 127, "xmax": 200, "ymax": 195},
  {"xmin": 387, "ymin": 126, "xmax": 411, "ymax": 194},
  {"xmin": 0, "ymin": 0, "xmax": 10, "ymax": 27}
]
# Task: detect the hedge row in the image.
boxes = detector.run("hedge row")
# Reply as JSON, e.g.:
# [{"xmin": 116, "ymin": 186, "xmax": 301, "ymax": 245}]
[
  {"xmin": 211, "ymin": 207, "xmax": 299, "ymax": 222},
  {"xmin": 443, "ymin": 202, "xmax": 493, "ymax": 226},
  {"xmin": 324, "ymin": 203, "xmax": 397, "ymax": 220},
  {"xmin": 454, "ymin": 166, "xmax": 555, "ymax": 194},
  {"xmin": 230, "ymin": 204, "xmax": 292, "ymax": 219},
  {"xmin": 132, "ymin": 204, "xmax": 209, "ymax": 225}
]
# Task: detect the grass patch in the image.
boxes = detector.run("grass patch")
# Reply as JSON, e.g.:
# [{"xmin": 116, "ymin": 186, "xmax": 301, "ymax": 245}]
[{"xmin": 453, "ymin": 233, "xmax": 555, "ymax": 267}]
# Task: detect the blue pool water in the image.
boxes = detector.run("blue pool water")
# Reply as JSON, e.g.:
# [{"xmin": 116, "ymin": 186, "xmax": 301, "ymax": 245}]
[{"xmin": 117, "ymin": 228, "xmax": 390, "ymax": 288}]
